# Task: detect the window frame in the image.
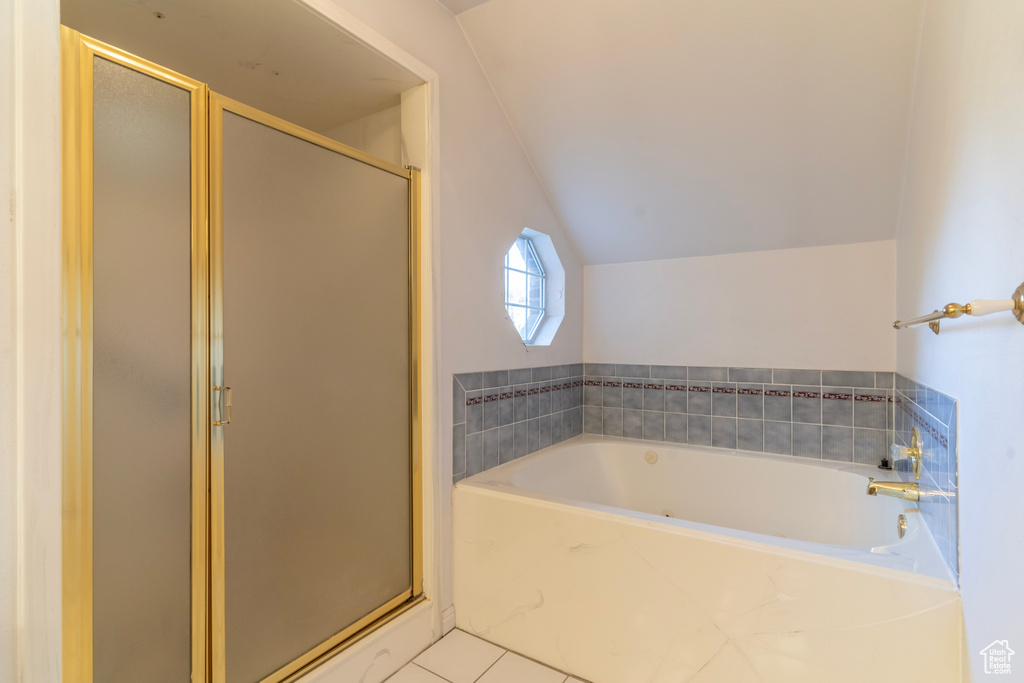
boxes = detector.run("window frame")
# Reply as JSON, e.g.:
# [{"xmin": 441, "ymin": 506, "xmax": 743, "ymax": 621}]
[{"xmin": 504, "ymin": 236, "xmax": 546, "ymax": 343}]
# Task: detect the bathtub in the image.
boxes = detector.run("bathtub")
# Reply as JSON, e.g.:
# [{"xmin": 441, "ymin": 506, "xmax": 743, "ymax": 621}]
[{"xmin": 453, "ymin": 436, "xmax": 964, "ymax": 683}]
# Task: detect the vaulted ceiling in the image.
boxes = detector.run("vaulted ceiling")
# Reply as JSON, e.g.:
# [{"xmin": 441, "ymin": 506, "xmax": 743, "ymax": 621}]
[{"xmin": 458, "ymin": 0, "xmax": 925, "ymax": 264}]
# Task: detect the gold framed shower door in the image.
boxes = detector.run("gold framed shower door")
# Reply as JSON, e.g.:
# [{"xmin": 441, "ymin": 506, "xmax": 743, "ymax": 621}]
[{"xmin": 61, "ymin": 27, "xmax": 424, "ymax": 683}]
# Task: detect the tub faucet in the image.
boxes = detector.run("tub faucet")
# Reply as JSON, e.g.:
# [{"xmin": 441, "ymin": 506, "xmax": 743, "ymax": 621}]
[{"xmin": 866, "ymin": 477, "xmax": 919, "ymax": 502}]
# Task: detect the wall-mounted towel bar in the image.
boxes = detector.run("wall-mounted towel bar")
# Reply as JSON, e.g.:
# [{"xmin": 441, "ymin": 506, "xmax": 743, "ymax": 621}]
[{"xmin": 893, "ymin": 281, "xmax": 1024, "ymax": 335}]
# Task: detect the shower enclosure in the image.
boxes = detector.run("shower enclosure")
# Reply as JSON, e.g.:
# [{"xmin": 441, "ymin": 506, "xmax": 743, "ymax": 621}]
[{"xmin": 61, "ymin": 28, "xmax": 422, "ymax": 683}]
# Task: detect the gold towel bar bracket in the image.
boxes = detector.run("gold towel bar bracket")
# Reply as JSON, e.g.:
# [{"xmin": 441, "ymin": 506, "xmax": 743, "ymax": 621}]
[{"xmin": 892, "ymin": 280, "xmax": 1024, "ymax": 335}]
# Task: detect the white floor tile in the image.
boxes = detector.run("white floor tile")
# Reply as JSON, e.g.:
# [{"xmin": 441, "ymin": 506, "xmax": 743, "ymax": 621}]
[
  {"xmin": 476, "ymin": 653, "xmax": 567, "ymax": 683},
  {"xmin": 566, "ymin": 679, "xmax": 587, "ymax": 683},
  {"xmin": 386, "ymin": 663, "xmax": 449, "ymax": 683},
  {"xmin": 413, "ymin": 630, "xmax": 505, "ymax": 683}
]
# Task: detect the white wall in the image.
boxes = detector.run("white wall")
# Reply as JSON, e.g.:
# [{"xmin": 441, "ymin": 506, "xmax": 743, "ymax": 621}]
[
  {"xmin": 895, "ymin": 0, "xmax": 1024, "ymax": 677},
  {"xmin": 584, "ymin": 241, "xmax": 896, "ymax": 370},
  {"xmin": 0, "ymin": 3, "xmax": 17, "ymax": 681},
  {"xmin": 321, "ymin": 105, "xmax": 404, "ymax": 169}
]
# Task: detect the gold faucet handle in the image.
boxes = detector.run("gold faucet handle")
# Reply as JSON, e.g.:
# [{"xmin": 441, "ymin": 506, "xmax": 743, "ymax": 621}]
[{"xmin": 890, "ymin": 428, "xmax": 923, "ymax": 480}]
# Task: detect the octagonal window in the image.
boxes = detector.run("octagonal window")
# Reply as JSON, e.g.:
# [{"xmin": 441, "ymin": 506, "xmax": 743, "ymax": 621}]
[
  {"xmin": 502, "ymin": 228, "xmax": 565, "ymax": 346},
  {"xmin": 505, "ymin": 236, "xmax": 546, "ymax": 342}
]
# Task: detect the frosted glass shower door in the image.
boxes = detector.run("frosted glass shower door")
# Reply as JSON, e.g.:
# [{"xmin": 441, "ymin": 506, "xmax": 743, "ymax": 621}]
[
  {"xmin": 211, "ymin": 98, "xmax": 416, "ymax": 683},
  {"xmin": 61, "ymin": 27, "xmax": 210, "ymax": 683}
]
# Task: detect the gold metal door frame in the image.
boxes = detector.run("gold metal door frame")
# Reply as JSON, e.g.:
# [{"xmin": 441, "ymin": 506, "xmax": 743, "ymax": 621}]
[
  {"xmin": 208, "ymin": 92, "xmax": 424, "ymax": 683},
  {"xmin": 63, "ymin": 26, "xmax": 424, "ymax": 683},
  {"xmin": 60, "ymin": 27, "xmax": 210, "ymax": 683}
]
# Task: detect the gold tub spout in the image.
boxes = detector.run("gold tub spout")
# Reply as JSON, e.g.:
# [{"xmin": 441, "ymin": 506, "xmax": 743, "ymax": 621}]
[{"xmin": 866, "ymin": 478, "xmax": 920, "ymax": 502}]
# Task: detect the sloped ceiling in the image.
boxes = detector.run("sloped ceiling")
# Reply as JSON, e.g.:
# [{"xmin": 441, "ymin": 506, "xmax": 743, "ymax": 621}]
[{"xmin": 459, "ymin": 0, "xmax": 925, "ymax": 264}]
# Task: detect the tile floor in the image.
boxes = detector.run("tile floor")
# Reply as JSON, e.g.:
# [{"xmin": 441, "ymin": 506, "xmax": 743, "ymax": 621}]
[{"xmin": 386, "ymin": 629, "xmax": 588, "ymax": 683}]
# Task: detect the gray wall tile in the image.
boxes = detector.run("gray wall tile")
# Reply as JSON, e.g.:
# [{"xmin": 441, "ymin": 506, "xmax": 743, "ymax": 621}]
[
  {"xmin": 854, "ymin": 389, "xmax": 887, "ymax": 429},
  {"xmin": 483, "ymin": 428, "xmax": 499, "ymax": 470},
  {"xmin": 583, "ymin": 406, "xmax": 603, "ymax": 434},
  {"xmin": 822, "ymin": 426, "xmax": 853, "ymax": 462},
  {"xmin": 793, "ymin": 423, "xmax": 822, "ymax": 458},
  {"xmin": 792, "ymin": 388, "xmax": 821, "ymax": 424},
  {"xmin": 874, "ymin": 371, "xmax": 894, "ymax": 389},
  {"xmin": 499, "ymin": 425, "xmax": 515, "ymax": 464},
  {"xmin": 483, "ymin": 370, "xmax": 509, "ymax": 388},
  {"xmin": 499, "ymin": 387, "xmax": 514, "ymax": 425},
  {"xmin": 585, "ymin": 363, "xmax": 614, "ymax": 376},
  {"xmin": 687, "ymin": 415, "xmax": 711, "ymax": 445},
  {"xmin": 665, "ymin": 381, "xmax": 687, "ymax": 412},
  {"xmin": 539, "ymin": 414, "xmax": 552, "ymax": 449},
  {"xmin": 452, "ymin": 423, "xmax": 466, "ymax": 475},
  {"xmin": 737, "ymin": 384, "xmax": 763, "ymax": 419},
  {"xmin": 729, "ymin": 367, "xmax": 772, "ymax": 383},
  {"xmin": 764, "ymin": 421, "xmax": 792, "ymax": 455},
  {"xmin": 453, "ymin": 378, "xmax": 466, "ymax": 424},
  {"xmin": 509, "ymin": 368, "xmax": 533, "ymax": 385},
  {"xmin": 712, "ymin": 382, "xmax": 737, "ymax": 416},
  {"xmin": 622, "ymin": 380, "xmax": 644, "ymax": 409},
  {"xmin": 483, "ymin": 388, "xmax": 500, "ymax": 430},
  {"xmin": 528, "ymin": 418, "xmax": 540, "ymax": 452},
  {"xmin": 513, "ymin": 385, "xmax": 529, "ymax": 422},
  {"xmin": 455, "ymin": 372, "xmax": 483, "ymax": 391},
  {"xmin": 551, "ymin": 412, "xmax": 563, "ymax": 444},
  {"xmin": 822, "ymin": 370, "xmax": 874, "ymax": 388},
  {"xmin": 688, "ymin": 382, "xmax": 712, "ymax": 415},
  {"xmin": 466, "ymin": 432, "xmax": 482, "ymax": 476},
  {"xmin": 737, "ymin": 419, "xmax": 763, "ymax": 452},
  {"xmin": 513, "ymin": 421, "xmax": 528, "ymax": 459},
  {"xmin": 602, "ymin": 408, "xmax": 623, "ymax": 436},
  {"xmin": 688, "ymin": 366, "xmax": 728, "ymax": 381},
  {"xmin": 643, "ymin": 411, "xmax": 665, "ymax": 441},
  {"xmin": 602, "ymin": 378, "xmax": 623, "ymax": 407},
  {"xmin": 712, "ymin": 417, "xmax": 737, "ymax": 449},
  {"xmin": 643, "ymin": 379, "xmax": 665, "ymax": 411},
  {"xmin": 532, "ymin": 366, "xmax": 552, "ymax": 381},
  {"xmin": 821, "ymin": 387, "xmax": 853, "ymax": 426},
  {"xmin": 584, "ymin": 378, "xmax": 603, "ymax": 406},
  {"xmin": 763, "ymin": 385, "xmax": 791, "ymax": 421},
  {"xmin": 623, "ymin": 409, "xmax": 643, "ymax": 439},
  {"xmin": 538, "ymin": 381, "xmax": 552, "ymax": 415},
  {"xmin": 616, "ymin": 363, "xmax": 650, "ymax": 378},
  {"xmin": 666, "ymin": 413, "xmax": 688, "ymax": 443},
  {"xmin": 854, "ymin": 428, "xmax": 886, "ymax": 465},
  {"xmin": 466, "ymin": 390, "xmax": 483, "ymax": 434},
  {"xmin": 772, "ymin": 369, "xmax": 820, "ymax": 385},
  {"xmin": 651, "ymin": 365, "xmax": 687, "ymax": 380}
]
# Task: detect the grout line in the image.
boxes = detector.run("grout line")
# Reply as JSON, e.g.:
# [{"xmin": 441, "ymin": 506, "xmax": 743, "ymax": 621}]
[
  {"xmin": 472, "ymin": 650, "xmax": 508, "ymax": 682},
  {"xmin": 411, "ymin": 661, "xmax": 456, "ymax": 683}
]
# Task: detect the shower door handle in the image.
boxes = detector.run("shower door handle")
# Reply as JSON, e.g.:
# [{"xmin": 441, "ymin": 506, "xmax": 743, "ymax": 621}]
[{"xmin": 213, "ymin": 385, "xmax": 232, "ymax": 426}]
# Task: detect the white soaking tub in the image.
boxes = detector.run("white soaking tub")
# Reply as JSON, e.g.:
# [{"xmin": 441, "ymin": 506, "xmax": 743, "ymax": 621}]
[{"xmin": 453, "ymin": 436, "xmax": 964, "ymax": 683}]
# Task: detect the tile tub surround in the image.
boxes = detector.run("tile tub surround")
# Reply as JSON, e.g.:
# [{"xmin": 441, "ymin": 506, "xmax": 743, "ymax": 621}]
[
  {"xmin": 895, "ymin": 374, "xmax": 959, "ymax": 582},
  {"xmin": 583, "ymin": 364, "xmax": 894, "ymax": 464},
  {"xmin": 452, "ymin": 364, "xmax": 584, "ymax": 483}
]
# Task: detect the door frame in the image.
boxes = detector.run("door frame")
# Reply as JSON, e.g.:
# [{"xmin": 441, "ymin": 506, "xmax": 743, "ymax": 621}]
[{"xmin": 60, "ymin": 27, "xmax": 211, "ymax": 683}]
